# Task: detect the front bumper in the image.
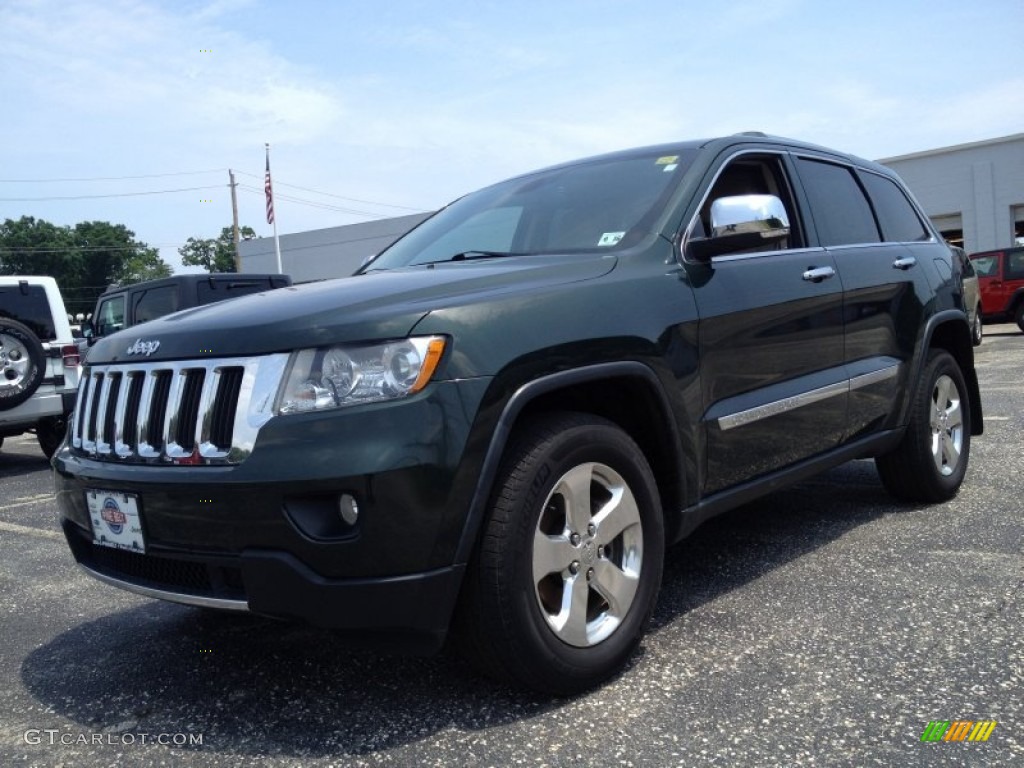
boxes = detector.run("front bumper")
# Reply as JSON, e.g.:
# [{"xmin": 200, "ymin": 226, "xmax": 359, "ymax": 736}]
[
  {"xmin": 53, "ymin": 377, "xmax": 493, "ymax": 648},
  {"xmin": 63, "ymin": 521, "xmax": 464, "ymax": 649}
]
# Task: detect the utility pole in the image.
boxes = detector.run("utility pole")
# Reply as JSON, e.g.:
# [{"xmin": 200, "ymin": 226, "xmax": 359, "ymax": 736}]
[{"xmin": 228, "ymin": 169, "xmax": 241, "ymax": 271}]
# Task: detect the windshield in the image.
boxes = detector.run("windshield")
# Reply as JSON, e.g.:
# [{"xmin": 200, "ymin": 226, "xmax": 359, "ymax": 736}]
[{"xmin": 365, "ymin": 148, "xmax": 697, "ymax": 270}]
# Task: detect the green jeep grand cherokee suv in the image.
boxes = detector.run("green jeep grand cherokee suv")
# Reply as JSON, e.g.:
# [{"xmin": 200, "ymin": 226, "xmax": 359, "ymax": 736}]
[{"xmin": 54, "ymin": 134, "xmax": 983, "ymax": 694}]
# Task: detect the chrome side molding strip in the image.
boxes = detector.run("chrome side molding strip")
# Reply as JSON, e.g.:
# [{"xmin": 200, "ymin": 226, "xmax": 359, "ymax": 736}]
[{"xmin": 718, "ymin": 364, "xmax": 900, "ymax": 431}]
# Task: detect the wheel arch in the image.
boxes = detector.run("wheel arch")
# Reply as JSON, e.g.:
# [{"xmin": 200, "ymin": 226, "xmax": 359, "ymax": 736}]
[
  {"xmin": 453, "ymin": 362, "xmax": 686, "ymax": 564},
  {"xmin": 920, "ymin": 311, "xmax": 984, "ymax": 436}
]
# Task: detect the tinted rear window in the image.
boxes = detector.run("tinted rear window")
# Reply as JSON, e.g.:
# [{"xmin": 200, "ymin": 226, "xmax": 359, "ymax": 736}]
[
  {"xmin": 859, "ymin": 171, "xmax": 929, "ymax": 243},
  {"xmin": 0, "ymin": 284, "xmax": 57, "ymax": 341}
]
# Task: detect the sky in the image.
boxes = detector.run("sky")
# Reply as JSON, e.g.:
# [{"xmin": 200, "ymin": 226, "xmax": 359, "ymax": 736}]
[{"xmin": 2, "ymin": 0, "xmax": 1022, "ymax": 276}]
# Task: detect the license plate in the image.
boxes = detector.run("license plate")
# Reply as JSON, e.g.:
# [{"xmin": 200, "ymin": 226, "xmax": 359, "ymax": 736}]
[{"xmin": 86, "ymin": 490, "xmax": 145, "ymax": 553}]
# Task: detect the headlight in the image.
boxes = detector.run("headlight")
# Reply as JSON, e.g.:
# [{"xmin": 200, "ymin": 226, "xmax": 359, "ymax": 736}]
[{"xmin": 276, "ymin": 336, "xmax": 447, "ymax": 414}]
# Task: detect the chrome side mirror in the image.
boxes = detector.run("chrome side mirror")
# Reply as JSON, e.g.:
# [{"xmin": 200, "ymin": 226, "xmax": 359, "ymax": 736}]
[{"xmin": 689, "ymin": 194, "xmax": 790, "ymax": 261}]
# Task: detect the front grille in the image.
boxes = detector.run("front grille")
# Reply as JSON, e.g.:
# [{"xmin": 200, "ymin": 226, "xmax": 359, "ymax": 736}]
[{"xmin": 72, "ymin": 354, "xmax": 288, "ymax": 465}]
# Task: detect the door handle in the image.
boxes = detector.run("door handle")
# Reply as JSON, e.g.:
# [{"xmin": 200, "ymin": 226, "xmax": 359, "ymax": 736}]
[
  {"xmin": 892, "ymin": 256, "xmax": 917, "ymax": 270},
  {"xmin": 802, "ymin": 266, "xmax": 836, "ymax": 282}
]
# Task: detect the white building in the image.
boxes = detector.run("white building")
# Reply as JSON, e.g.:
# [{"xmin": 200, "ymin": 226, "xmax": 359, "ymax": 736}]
[
  {"xmin": 879, "ymin": 133, "xmax": 1024, "ymax": 253},
  {"xmin": 239, "ymin": 212, "xmax": 430, "ymax": 283}
]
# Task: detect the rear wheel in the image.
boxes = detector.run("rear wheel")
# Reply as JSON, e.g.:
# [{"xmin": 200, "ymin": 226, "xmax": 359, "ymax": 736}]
[
  {"xmin": 1015, "ymin": 301, "xmax": 1024, "ymax": 333},
  {"xmin": 876, "ymin": 350, "xmax": 971, "ymax": 502},
  {"xmin": 971, "ymin": 307, "xmax": 983, "ymax": 345},
  {"xmin": 456, "ymin": 412, "xmax": 664, "ymax": 695}
]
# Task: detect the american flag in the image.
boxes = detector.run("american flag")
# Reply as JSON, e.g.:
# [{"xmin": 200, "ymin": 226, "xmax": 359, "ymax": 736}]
[{"xmin": 264, "ymin": 151, "xmax": 275, "ymax": 225}]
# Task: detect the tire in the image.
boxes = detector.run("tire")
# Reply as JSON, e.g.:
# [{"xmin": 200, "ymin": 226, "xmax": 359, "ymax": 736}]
[
  {"xmin": 36, "ymin": 416, "xmax": 67, "ymax": 459},
  {"xmin": 456, "ymin": 412, "xmax": 664, "ymax": 695},
  {"xmin": 0, "ymin": 318, "xmax": 46, "ymax": 411},
  {"xmin": 1016, "ymin": 302, "xmax": 1024, "ymax": 333},
  {"xmin": 971, "ymin": 307, "xmax": 983, "ymax": 346},
  {"xmin": 875, "ymin": 350, "xmax": 971, "ymax": 502}
]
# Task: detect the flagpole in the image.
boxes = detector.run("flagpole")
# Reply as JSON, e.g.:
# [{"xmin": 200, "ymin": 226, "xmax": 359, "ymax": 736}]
[
  {"xmin": 265, "ymin": 142, "xmax": 283, "ymax": 274},
  {"xmin": 272, "ymin": 213, "xmax": 282, "ymax": 275}
]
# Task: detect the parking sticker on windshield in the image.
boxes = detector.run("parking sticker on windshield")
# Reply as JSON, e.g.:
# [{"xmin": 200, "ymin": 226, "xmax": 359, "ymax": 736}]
[
  {"xmin": 598, "ymin": 232, "xmax": 625, "ymax": 247},
  {"xmin": 655, "ymin": 155, "xmax": 678, "ymax": 165}
]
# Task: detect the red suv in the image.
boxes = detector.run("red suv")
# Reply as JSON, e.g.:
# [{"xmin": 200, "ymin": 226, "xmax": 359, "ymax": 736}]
[{"xmin": 970, "ymin": 246, "xmax": 1024, "ymax": 332}]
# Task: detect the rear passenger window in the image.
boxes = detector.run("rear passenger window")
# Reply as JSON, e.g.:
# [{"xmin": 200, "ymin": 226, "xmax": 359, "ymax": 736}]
[
  {"xmin": 859, "ymin": 172, "xmax": 929, "ymax": 242},
  {"xmin": 795, "ymin": 158, "xmax": 880, "ymax": 247},
  {"xmin": 133, "ymin": 285, "xmax": 179, "ymax": 324},
  {"xmin": 1007, "ymin": 250, "xmax": 1024, "ymax": 280}
]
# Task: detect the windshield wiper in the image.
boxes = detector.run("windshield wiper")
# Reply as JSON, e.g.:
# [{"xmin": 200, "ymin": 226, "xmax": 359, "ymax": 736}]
[{"xmin": 449, "ymin": 250, "xmax": 526, "ymax": 261}]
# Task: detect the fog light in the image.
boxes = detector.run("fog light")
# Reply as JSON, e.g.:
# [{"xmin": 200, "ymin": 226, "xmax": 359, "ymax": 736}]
[{"xmin": 338, "ymin": 494, "xmax": 359, "ymax": 526}]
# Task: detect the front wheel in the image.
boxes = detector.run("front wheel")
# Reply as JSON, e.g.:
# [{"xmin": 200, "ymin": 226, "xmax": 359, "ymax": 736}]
[
  {"xmin": 456, "ymin": 412, "xmax": 664, "ymax": 695},
  {"xmin": 971, "ymin": 307, "xmax": 983, "ymax": 346},
  {"xmin": 1016, "ymin": 302, "xmax": 1024, "ymax": 333},
  {"xmin": 876, "ymin": 350, "xmax": 971, "ymax": 502}
]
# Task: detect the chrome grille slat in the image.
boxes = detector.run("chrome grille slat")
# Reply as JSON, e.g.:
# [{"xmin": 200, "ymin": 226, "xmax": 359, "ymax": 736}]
[
  {"xmin": 112, "ymin": 373, "xmax": 136, "ymax": 458},
  {"xmin": 136, "ymin": 371, "xmax": 161, "ymax": 459},
  {"xmin": 163, "ymin": 369, "xmax": 189, "ymax": 458},
  {"xmin": 72, "ymin": 373, "xmax": 91, "ymax": 449},
  {"xmin": 197, "ymin": 368, "xmax": 225, "ymax": 459},
  {"xmin": 72, "ymin": 354, "xmax": 288, "ymax": 466}
]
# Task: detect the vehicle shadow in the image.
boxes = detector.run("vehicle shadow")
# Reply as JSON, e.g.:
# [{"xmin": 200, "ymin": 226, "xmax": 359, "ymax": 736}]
[
  {"xmin": 20, "ymin": 461, "xmax": 897, "ymax": 758},
  {"xmin": 652, "ymin": 459, "xmax": 895, "ymax": 632},
  {"xmin": 0, "ymin": 442, "xmax": 50, "ymax": 479}
]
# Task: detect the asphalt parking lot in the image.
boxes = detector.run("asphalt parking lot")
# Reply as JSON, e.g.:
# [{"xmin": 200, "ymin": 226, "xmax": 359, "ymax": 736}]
[{"xmin": 2, "ymin": 325, "xmax": 1021, "ymax": 768}]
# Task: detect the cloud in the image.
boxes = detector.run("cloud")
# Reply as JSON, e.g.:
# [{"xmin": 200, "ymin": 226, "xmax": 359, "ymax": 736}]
[{"xmin": 1, "ymin": 0, "xmax": 344, "ymax": 161}]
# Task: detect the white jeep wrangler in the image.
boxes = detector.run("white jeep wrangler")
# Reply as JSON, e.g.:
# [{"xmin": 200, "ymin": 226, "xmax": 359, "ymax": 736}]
[{"xmin": 1, "ymin": 276, "xmax": 81, "ymax": 458}]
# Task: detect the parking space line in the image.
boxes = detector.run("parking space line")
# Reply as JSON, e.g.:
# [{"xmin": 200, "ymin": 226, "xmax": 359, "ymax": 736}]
[
  {"xmin": 0, "ymin": 520, "xmax": 62, "ymax": 540},
  {"xmin": 2, "ymin": 494, "xmax": 55, "ymax": 510}
]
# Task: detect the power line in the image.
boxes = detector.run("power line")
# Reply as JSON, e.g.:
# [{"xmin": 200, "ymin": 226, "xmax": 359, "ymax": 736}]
[
  {"xmin": 234, "ymin": 170, "xmax": 424, "ymax": 212},
  {"xmin": 0, "ymin": 185, "xmax": 224, "ymax": 202},
  {"xmin": 236, "ymin": 184, "xmax": 389, "ymax": 218},
  {"xmin": 0, "ymin": 169, "xmax": 224, "ymax": 183},
  {"xmin": 0, "ymin": 245, "xmax": 183, "ymax": 253}
]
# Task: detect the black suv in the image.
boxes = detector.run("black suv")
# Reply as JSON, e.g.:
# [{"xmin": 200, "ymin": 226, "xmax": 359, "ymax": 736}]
[
  {"xmin": 54, "ymin": 134, "xmax": 982, "ymax": 694},
  {"xmin": 85, "ymin": 273, "xmax": 292, "ymax": 343}
]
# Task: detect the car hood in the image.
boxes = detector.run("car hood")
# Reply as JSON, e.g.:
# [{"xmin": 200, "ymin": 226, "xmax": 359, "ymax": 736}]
[{"xmin": 88, "ymin": 254, "xmax": 617, "ymax": 363}]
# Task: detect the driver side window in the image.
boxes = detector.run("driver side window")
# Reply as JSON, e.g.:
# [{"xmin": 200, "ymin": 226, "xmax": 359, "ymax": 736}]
[
  {"xmin": 96, "ymin": 296, "xmax": 125, "ymax": 338},
  {"xmin": 694, "ymin": 155, "xmax": 803, "ymax": 254},
  {"xmin": 692, "ymin": 154, "xmax": 802, "ymax": 260}
]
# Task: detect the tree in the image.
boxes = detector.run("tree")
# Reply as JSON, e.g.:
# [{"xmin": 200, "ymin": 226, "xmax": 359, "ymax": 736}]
[
  {"xmin": 0, "ymin": 216, "xmax": 171, "ymax": 318},
  {"xmin": 178, "ymin": 225, "xmax": 255, "ymax": 273},
  {"xmin": 74, "ymin": 220, "xmax": 170, "ymax": 287},
  {"xmin": 0, "ymin": 216, "xmax": 77, "ymax": 285}
]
